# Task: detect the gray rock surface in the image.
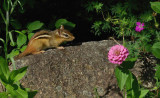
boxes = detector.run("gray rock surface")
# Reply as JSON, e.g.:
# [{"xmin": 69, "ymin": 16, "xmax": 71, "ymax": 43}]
[{"xmin": 14, "ymin": 40, "xmax": 123, "ymax": 98}]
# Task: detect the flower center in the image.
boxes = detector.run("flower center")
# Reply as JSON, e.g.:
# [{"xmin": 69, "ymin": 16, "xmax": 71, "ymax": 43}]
[
  {"xmin": 139, "ymin": 24, "xmax": 143, "ymax": 28},
  {"xmin": 114, "ymin": 49, "xmax": 120, "ymax": 56}
]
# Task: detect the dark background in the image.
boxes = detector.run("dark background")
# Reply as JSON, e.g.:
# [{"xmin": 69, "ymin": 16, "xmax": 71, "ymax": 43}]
[{"xmin": 10, "ymin": 0, "xmax": 114, "ymax": 42}]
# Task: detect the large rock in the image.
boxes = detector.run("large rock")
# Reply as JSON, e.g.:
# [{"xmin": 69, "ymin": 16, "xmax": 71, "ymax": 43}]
[{"xmin": 14, "ymin": 40, "xmax": 123, "ymax": 98}]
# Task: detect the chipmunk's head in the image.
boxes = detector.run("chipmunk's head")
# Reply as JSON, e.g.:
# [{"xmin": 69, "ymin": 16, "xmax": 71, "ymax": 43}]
[{"xmin": 55, "ymin": 25, "xmax": 75, "ymax": 41}]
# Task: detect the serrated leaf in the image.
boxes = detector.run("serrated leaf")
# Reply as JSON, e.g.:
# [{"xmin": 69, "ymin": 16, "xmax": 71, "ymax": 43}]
[
  {"xmin": 115, "ymin": 66, "xmax": 129, "ymax": 90},
  {"xmin": 151, "ymin": 42, "xmax": 160, "ymax": 59},
  {"xmin": 150, "ymin": 2, "xmax": 160, "ymax": 13},
  {"xmin": 17, "ymin": 34, "xmax": 27, "ymax": 48},
  {"xmin": 27, "ymin": 21, "xmax": 44, "ymax": 31},
  {"xmin": 94, "ymin": 2, "xmax": 103, "ymax": 12},
  {"xmin": 140, "ymin": 11, "xmax": 153, "ymax": 22}
]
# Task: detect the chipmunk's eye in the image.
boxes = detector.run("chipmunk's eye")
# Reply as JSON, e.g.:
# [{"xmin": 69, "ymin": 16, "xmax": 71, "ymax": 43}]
[{"xmin": 62, "ymin": 33, "xmax": 69, "ymax": 38}]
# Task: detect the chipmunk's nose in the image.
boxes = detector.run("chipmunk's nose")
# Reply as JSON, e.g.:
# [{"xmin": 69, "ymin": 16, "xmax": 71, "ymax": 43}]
[{"xmin": 72, "ymin": 36, "xmax": 75, "ymax": 40}]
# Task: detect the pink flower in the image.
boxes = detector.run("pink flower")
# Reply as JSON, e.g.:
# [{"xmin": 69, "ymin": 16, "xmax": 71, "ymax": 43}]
[
  {"xmin": 108, "ymin": 45, "xmax": 129, "ymax": 65},
  {"xmin": 135, "ymin": 22, "xmax": 144, "ymax": 32}
]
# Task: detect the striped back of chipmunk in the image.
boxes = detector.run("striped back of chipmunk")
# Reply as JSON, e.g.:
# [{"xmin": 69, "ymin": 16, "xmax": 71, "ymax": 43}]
[{"xmin": 30, "ymin": 30, "xmax": 52, "ymax": 40}]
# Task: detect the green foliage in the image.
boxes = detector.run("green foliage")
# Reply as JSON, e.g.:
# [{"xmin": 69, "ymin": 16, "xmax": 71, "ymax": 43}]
[
  {"xmin": 140, "ymin": 11, "xmax": 153, "ymax": 22},
  {"xmin": 10, "ymin": 19, "xmax": 22, "ymax": 30},
  {"xmin": 17, "ymin": 33, "xmax": 27, "ymax": 48},
  {"xmin": 115, "ymin": 67, "xmax": 129, "ymax": 90},
  {"xmin": 150, "ymin": 2, "xmax": 160, "ymax": 13},
  {"xmin": 7, "ymin": 20, "xmax": 44, "ymax": 59},
  {"xmin": 155, "ymin": 64, "xmax": 160, "ymax": 79},
  {"xmin": 125, "ymin": 71, "xmax": 140, "ymax": 98},
  {"xmin": 115, "ymin": 58, "xmax": 149, "ymax": 97},
  {"xmin": 85, "ymin": 1, "xmax": 103, "ymax": 12},
  {"xmin": 0, "ymin": 56, "xmax": 36, "ymax": 98},
  {"xmin": 27, "ymin": 21, "xmax": 44, "ymax": 31},
  {"xmin": 91, "ymin": 21, "xmax": 102, "ymax": 36},
  {"xmin": 0, "ymin": 57, "xmax": 10, "ymax": 78},
  {"xmin": 151, "ymin": 42, "xmax": 160, "ymax": 59},
  {"xmin": 8, "ymin": 66, "xmax": 28, "ymax": 83},
  {"xmin": 0, "ymin": 0, "xmax": 37, "ymax": 97},
  {"xmin": 55, "ymin": 19, "xmax": 76, "ymax": 31},
  {"xmin": 111, "ymin": 3, "xmax": 127, "ymax": 17}
]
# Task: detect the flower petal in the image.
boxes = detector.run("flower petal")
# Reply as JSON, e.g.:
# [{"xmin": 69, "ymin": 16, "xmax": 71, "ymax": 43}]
[{"xmin": 136, "ymin": 22, "xmax": 141, "ymax": 26}]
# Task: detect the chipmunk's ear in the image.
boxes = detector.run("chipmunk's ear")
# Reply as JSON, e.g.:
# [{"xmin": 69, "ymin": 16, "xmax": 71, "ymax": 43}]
[
  {"xmin": 60, "ymin": 25, "xmax": 64, "ymax": 30},
  {"xmin": 56, "ymin": 29, "xmax": 61, "ymax": 35}
]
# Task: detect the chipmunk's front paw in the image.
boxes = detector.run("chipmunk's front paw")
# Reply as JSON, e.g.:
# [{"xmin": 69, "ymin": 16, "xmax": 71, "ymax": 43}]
[{"xmin": 57, "ymin": 46, "xmax": 65, "ymax": 49}]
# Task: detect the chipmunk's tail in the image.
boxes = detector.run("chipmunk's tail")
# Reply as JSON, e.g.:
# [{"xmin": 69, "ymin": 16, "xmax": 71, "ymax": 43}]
[{"xmin": 14, "ymin": 48, "xmax": 31, "ymax": 60}]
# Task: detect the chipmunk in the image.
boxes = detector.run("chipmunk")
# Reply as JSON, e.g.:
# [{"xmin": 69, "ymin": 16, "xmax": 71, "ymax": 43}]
[{"xmin": 14, "ymin": 25, "xmax": 75, "ymax": 60}]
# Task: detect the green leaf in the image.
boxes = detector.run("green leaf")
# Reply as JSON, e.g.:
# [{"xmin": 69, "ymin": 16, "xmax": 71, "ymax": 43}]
[
  {"xmin": 155, "ymin": 64, "xmax": 160, "ymax": 79},
  {"xmin": 55, "ymin": 19, "xmax": 67, "ymax": 28},
  {"xmin": 6, "ymin": 84, "xmax": 28, "ymax": 98},
  {"xmin": 9, "ymin": 66, "xmax": 28, "ymax": 83},
  {"xmin": 28, "ymin": 33, "xmax": 34, "ymax": 40},
  {"xmin": 144, "ymin": 43, "xmax": 152, "ymax": 52},
  {"xmin": 121, "ymin": 58, "xmax": 137, "ymax": 69},
  {"xmin": 0, "ymin": 92, "xmax": 8, "ymax": 98},
  {"xmin": 10, "ymin": 41, "xmax": 16, "ymax": 47},
  {"xmin": 151, "ymin": 42, "xmax": 160, "ymax": 59},
  {"xmin": 140, "ymin": 11, "xmax": 153, "ymax": 22},
  {"xmin": 21, "ymin": 30, "xmax": 27, "ymax": 34},
  {"xmin": 115, "ymin": 66, "xmax": 130, "ymax": 90},
  {"xmin": 55, "ymin": 19, "xmax": 76, "ymax": 30},
  {"xmin": 28, "ymin": 90, "xmax": 38, "ymax": 98},
  {"xmin": 94, "ymin": 2, "xmax": 103, "ymax": 12},
  {"xmin": 17, "ymin": 33, "xmax": 27, "ymax": 48},
  {"xmin": 0, "ymin": 8, "xmax": 6, "ymax": 23},
  {"xmin": 3, "ymin": 0, "xmax": 8, "ymax": 11},
  {"xmin": 8, "ymin": 49, "xmax": 19, "ymax": 58},
  {"xmin": 27, "ymin": 21, "xmax": 44, "ymax": 31},
  {"xmin": 150, "ymin": 2, "xmax": 160, "ymax": 13},
  {"xmin": 0, "ymin": 56, "xmax": 10, "ymax": 78},
  {"xmin": 20, "ymin": 45, "xmax": 27, "ymax": 52},
  {"xmin": 139, "ymin": 89, "xmax": 149, "ymax": 98},
  {"xmin": 9, "ymin": 31, "xmax": 15, "ymax": 46},
  {"xmin": 126, "ymin": 71, "xmax": 140, "ymax": 98}
]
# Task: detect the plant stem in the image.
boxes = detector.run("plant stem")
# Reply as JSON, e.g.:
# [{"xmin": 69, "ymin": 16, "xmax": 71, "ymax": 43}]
[
  {"xmin": 123, "ymin": 31, "xmax": 125, "ymax": 46},
  {"xmin": 0, "ymin": 9, "xmax": 6, "ymax": 24},
  {"xmin": 5, "ymin": 11, "xmax": 9, "ymax": 59},
  {"xmin": 109, "ymin": 37, "xmax": 120, "ymax": 45},
  {"xmin": 123, "ymin": 88, "xmax": 126, "ymax": 98},
  {"xmin": 101, "ymin": 11, "xmax": 105, "ymax": 20}
]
